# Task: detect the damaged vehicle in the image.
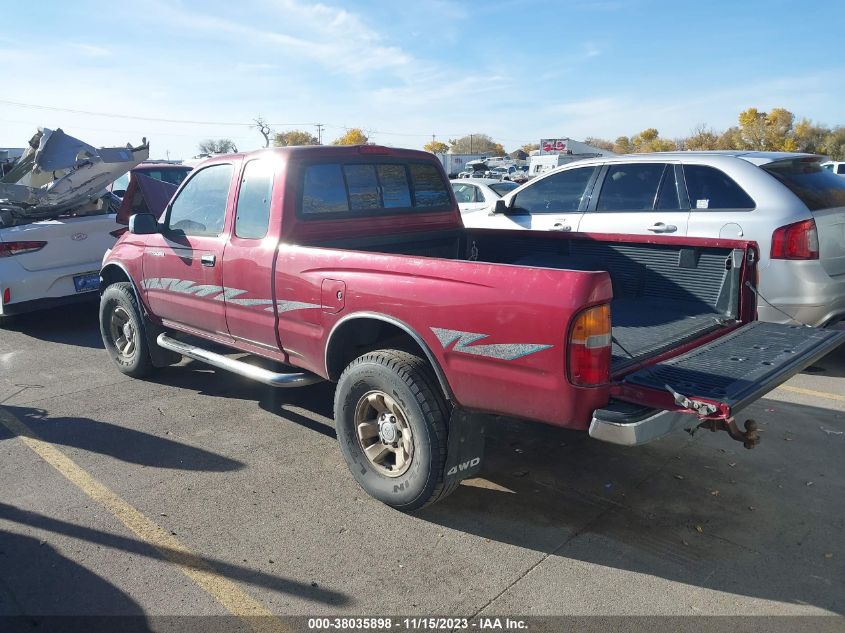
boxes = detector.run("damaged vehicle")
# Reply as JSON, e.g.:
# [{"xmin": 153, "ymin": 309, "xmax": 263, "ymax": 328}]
[
  {"xmin": 111, "ymin": 162, "xmax": 192, "ymax": 237},
  {"xmin": 0, "ymin": 128, "xmax": 148, "ymax": 322}
]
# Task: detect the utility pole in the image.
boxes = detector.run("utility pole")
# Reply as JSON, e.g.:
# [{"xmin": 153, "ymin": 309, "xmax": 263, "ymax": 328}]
[{"xmin": 315, "ymin": 123, "xmax": 324, "ymax": 145}]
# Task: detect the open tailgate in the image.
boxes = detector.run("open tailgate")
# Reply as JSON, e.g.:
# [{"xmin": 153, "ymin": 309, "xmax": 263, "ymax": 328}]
[{"xmin": 612, "ymin": 321, "xmax": 845, "ymax": 421}]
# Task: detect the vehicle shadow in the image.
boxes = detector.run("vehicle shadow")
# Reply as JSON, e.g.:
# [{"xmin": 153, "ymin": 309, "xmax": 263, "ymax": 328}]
[
  {"xmin": 149, "ymin": 361, "xmax": 338, "ymax": 439},
  {"xmin": 0, "ymin": 405, "xmax": 244, "ymax": 472},
  {"xmin": 801, "ymin": 341, "xmax": 845, "ymax": 378},
  {"xmin": 0, "ymin": 529, "xmax": 148, "ymax": 622},
  {"xmin": 0, "ymin": 503, "xmax": 350, "ymax": 608},
  {"xmin": 416, "ymin": 399, "xmax": 845, "ymax": 614},
  {"xmin": 1, "ymin": 301, "xmax": 102, "ymax": 349}
]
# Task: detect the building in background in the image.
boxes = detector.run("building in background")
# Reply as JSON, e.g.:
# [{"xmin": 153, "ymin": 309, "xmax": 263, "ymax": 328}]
[{"xmin": 529, "ymin": 138, "xmax": 616, "ymax": 176}]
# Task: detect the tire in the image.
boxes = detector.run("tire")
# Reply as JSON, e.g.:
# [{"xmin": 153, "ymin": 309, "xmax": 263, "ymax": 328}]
[
  {"xmin": 99, "ymin": 282, "xmax": 155, "ymax": 378},
  {"xmin": 334, "ymin": 349, "xmax": 456, "ymax": 511}
]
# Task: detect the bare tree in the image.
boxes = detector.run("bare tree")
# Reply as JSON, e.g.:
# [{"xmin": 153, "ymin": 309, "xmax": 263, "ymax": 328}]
[
  {"xmin": 253, "ymin": 116, "xmax": 272, "ymax": 148},
  {"xmin": 197, "ymin": 139, "xmax": 238, "ymax": 155}
]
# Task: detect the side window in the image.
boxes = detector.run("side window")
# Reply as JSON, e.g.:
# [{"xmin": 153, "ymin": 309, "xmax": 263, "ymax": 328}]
[
  {"xmin": 302, "ymin": 164, "xmax": 349, "ymax": 214},
  {"xmin": 410, "ymin": 164, "xmax": 450, "ymax": 207},
  {"xmin": 476, "ymin": 187, "xmax": 487, "ymax": 203},
  {"xmin": 684, "ymin": 165, "xmax": 755, "ymax": 210},
  {"xmin": 513, "ymin": 166, "xmax": 596, "ymax": 213},
  {"xmin": 838, "ymin": 165, "xmax": 845, "ymax": 175},
  {"xmin": 656, "ymin": 166, "xmax": 681, "ymax": 210},
  {"xmin": 235, "ymin": 160, "xmax": 273, "ymax": 239},
  {"xmin": 596, "ymin": 163, "xmax": 666, "ymax": 212},
  {"xmin": 168, "ymin": 164, "xmax": 233, "ymax": 236}
]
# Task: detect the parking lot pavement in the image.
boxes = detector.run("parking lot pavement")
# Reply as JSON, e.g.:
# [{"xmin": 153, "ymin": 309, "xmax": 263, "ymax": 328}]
[{"xmin": 1, "ymin": 303, "xmax": 844, "ymax": 622}]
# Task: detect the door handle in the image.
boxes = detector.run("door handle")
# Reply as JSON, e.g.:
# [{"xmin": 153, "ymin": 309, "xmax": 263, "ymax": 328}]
[
  {"xmin": 551, "ymin": 223, "xmax": 572, "ymax": 232},
  {"xmin": 201, "ymin": 254, "xmax": 216, "ymax": 267},
  {"xmin": 647, "ymin": 222, "xmax": 677, "ymax": 233}
]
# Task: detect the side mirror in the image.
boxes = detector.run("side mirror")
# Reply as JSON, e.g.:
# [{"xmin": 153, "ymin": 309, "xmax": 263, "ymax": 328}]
[
  {"xmin": 493, "ymin": 199, "xmax": 509, "ymax": 214},
  {"xmin": 128, "ymin": 213, "xmax": 159, "ymax": 235}
]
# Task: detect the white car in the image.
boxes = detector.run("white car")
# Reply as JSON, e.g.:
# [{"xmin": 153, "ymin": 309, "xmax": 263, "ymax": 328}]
[
  {"xmin": 463, "ymin": 151, "xmax": 845, "ymax": 327},
  {"xmin": 450, "ymin": 178, "xmax": 518, "ymax": 213},
  {"xmin": 822, "ymin": 161, "xmax": 845, "ymax": 176},
  {"xmin": 0, "ymin": 128, "xmax": 147, "ymax": 322}
]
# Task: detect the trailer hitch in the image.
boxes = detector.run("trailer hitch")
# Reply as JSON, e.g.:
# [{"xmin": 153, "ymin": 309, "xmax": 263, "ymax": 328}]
[{"xmin": 691, "ymin": 417, "xmax": 761, "ymax": 449}]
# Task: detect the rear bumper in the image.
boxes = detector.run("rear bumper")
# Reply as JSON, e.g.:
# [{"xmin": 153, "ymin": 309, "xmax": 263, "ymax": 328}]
[
  {"xmin": 0, "ymin": 291, "xmax": 98, "ymax": 317},
  {"xmin": 589, "ymin": 403, "xmax": 694, "ymax": 446}
]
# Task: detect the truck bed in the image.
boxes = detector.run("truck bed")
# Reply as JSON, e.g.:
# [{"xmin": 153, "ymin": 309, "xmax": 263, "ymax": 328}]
[{"xmin": 313, "ymin": 228, "xmax": 745, "ymax": 374}]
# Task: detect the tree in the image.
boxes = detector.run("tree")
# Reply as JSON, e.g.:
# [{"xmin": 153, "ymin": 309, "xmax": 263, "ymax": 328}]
[
  {"xmin": 613, "ymin": 136, "xmax": 634, "ymax": 154},
  {"xmin": 253, "ymin": 116, "xmax": 272, "ymax": 148},
  {"xmin": 630, "ymin": 128, "xmax": 677, "ymax": 152},
  {"xmin": 423, "ymin": 140, "xmax": 450, "ymax": 154},
  {"xmin": 197, "ymin": 138, "xmax": 238, "ymax": 154},
  {"xmin": 274, "ymin": 129, "xmax": 319, "ymax": 146},
  {"xmin": 822, "ymin": 127, "xmax": 845, "ymax": 161},
  {"xmin": 583, "ymin": 137, "xmax": 614, "ymax": 152},
  {"xmin": 521, "ymin": 143, "xmax": 540, "ymax": 154},
  {"xmin": 448, "ymin": 134, "xmax": 505, "ymax": 156},
  {"xmin": 333, "ymin": 128, "xmax": 369, "ymax": 145},
  {"xmin": 793, "ymin": 118, "xmax": 829, "ymax": 154},
  {"xmin": 685, "ymin": 124, "xmax": 720, "ymax": 150}
]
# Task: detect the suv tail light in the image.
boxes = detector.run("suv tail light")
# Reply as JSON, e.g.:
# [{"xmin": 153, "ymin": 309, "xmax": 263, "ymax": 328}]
[
  {"xmin": 0, "ymin": 241, "xmax": 47, "ymax": 257},
  {"xmin": 771, "ymin": 219, "xmax": 819, "ymax": 260},
  {"xmin": 569, "ymin": 304, "xmax": 612, "ymax": 387}
]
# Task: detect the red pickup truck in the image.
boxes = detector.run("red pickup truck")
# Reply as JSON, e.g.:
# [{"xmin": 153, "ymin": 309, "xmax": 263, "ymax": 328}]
[{"xmin": 99, "ymin": 145, "xmax": 844, "ymax": 510}]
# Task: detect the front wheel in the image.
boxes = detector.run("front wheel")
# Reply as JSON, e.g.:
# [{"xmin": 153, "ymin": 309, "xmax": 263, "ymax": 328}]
[
  {"xmin": 99, "ymin": 282, "xmax": 154, "ymax": 378},
  {"xmin": 334, "ymin": 349, "xmax": 455, "ymax": 511}
]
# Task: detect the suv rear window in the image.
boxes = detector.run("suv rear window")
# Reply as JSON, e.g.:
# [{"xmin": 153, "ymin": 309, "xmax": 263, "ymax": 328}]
[
  {"xmin": 763, "ymin": 158, "xmax": 845, "ymax": 211},
  {"xmin": 300, "ymin": 161, "xmax": 450, "ymax": 215},
  {"xmin": 683, "ymin": 165, "xmax": 755, "ymax": 210}
]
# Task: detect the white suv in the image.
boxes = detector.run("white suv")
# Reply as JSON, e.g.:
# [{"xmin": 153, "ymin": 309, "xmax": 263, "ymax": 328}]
[{"xmin": 463, "ymin": 151, "xmax": 845, "ymax": 327}]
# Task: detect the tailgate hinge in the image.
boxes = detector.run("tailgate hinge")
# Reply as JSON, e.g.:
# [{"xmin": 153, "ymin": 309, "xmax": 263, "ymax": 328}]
[{"xmin": 665, "ymin": 384, "xmax": 719, "ymax": 417}]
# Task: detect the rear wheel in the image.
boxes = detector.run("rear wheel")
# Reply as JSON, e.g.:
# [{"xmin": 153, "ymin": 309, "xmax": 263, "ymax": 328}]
[
  {"xmin": 100, "ymin": 282, "xmax": 154, "ymax": 378},
  {"xmin": 334, "ymin": 349, "xmax": 456, "ymax": 511}
]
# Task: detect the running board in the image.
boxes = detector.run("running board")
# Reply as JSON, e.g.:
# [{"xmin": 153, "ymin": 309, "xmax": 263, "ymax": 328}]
[{"xmin": 156, "ymin": 334, "xmax": 322, "ymax": 388}]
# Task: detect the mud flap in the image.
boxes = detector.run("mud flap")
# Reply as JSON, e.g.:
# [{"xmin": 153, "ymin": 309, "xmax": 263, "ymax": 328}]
[{"xmin": 443, "ymin": 409, "xmax": 486, "ymax": 487}]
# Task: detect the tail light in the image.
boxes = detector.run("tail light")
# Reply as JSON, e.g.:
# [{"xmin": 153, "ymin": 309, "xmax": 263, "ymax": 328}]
[
  {"xmin": 568, "ymin": 303, "xmax": 612, "ymax": 387},
  {"xmin": 771, "ymin": 219, "xmax": 819, "ymax": 260},
  {"xmin": 110, "ymin": 227, "xmax": 129, "ymax": 238},
  {"xmin": 0, "ymin": 241, "xmax": 47, "ymax": 257}
]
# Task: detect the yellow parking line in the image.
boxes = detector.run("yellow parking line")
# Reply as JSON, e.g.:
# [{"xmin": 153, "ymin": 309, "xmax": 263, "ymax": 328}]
[
  {"xmin": 776, "ymin": 384, "xmax": 845, "ymax": 402},
  {"xmin": 0, "ymin": 408, "xmax": 288, "ymax": 633}
]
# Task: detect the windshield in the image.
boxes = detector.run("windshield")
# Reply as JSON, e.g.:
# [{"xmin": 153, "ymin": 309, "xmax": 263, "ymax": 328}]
[{"xmin": 762, "ymin": 158, "xmax": 845, "ymax": 211}]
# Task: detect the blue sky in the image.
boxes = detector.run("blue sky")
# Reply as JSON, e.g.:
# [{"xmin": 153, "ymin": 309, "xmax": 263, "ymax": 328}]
[{"xmin": 1, "ymin": 0, "xmax": 843, "ymax": 159}]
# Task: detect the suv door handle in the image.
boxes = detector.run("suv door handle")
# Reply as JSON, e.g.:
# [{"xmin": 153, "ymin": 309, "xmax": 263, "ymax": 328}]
[
  {"xmin": 647, "ymin": 222, "xmax": 677, "ymax": 233},
  {"xmin": 201, "ymin": 254, "xmax": 216, "ymax": 267},
  {"xmin": 551, "ymin": 223, "xmax": 571, "ymax": 232}
]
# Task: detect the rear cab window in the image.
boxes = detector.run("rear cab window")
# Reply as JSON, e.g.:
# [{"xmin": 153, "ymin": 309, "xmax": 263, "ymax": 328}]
[
  {"xmin": 763, "ymin": 158, "xmax": 845, "ymax": 211},
  {"xmin": 683, "ymin": 165, "xmax": 755, "ymax": 210},
  {"xmin": 300, "ymin": 160, "xmax": 451, "ymax": 216}
]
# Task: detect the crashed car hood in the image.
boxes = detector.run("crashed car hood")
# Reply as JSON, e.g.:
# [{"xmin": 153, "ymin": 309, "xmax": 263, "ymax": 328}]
[{"xmin": 0, "ymin": 128, "xmax": 148, "ymax": 222}]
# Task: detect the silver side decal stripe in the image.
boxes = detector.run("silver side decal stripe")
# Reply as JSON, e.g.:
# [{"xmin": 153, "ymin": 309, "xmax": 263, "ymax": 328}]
[
  {"xmin": 273, "ymin": 301, "xmax": 322, "ymax": 313},
  {"xmin": 431, "ymin": 327, "xmax": 552, "ymax": 361},
  {"xmin": 141, "ymin": 278, "xmax": 320, "ymax": 314}
]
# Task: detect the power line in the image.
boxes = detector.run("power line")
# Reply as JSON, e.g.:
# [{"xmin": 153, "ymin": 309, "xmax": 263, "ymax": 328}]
[{"xmin": 0, "ymin": 99, "xmax": 535, "ymax": 146}]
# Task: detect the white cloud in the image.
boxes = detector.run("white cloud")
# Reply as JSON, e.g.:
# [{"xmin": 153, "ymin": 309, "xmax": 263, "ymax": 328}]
[{"xmin": 68, "ymin": 43, "xmax": 111, "ymax": 57}]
